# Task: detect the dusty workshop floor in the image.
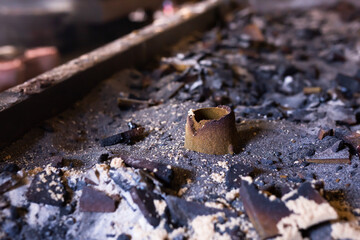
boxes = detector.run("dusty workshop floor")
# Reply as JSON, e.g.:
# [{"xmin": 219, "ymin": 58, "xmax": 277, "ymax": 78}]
[{"xmin": 1, "ymin": 2, "xmax": 360, "ymax": 239}]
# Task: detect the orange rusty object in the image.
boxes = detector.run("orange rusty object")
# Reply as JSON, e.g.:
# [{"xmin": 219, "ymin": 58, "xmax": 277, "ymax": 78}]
[
  {"xmin": 24, "ymin": 46, "xmax": 59, "ymax": 80},
  {"xmin": 0, "ymin": 59, "xmax": 25, "ymax": 92},
  {"xmin": 185, "ymin": 105, "xmax": 238, "ymax": 155}
]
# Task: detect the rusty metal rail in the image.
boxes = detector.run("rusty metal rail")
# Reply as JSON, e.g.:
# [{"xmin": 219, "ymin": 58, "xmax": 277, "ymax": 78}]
[{"xmin": 0, "ymin": 0, "xmax": 227, "ymax": 149}]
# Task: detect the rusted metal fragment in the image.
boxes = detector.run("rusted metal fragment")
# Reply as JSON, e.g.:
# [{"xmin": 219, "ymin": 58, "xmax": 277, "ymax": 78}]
[
  {"xmin": 336, "ymin": 131, "xmax": 360, "ymax": 155},
  {"xmin": 242, "ymin": 24, "xmax": 264, "ymax": 42},
  {"xmin": 303, "ymin": 86, "xmax": 322, "ymax": 95},
  {"xmin": 306, "ymin": 158, "xmax": 350, "ymax": 164},
  {"xmin": 306, "ymin": 147, "xmax": 350, "ymax": 164},
  {"xmin": 161, "ymin": 57, "xmax": 197, "ymax": 72},
  {"xmin": 79, "ymin": 186, "xmax": 116, "ymax": 212},
  {"xmin": 100, "ymin": 127, "xmax": 145, "ymax": 147},
  {"xmin": 225, "ymin": 163, "xmax": 254, "ymax": 190},
  {"xmin": 184, "ymin": 105, "xmax": 238, "ymax": 155},
  {"xmin": 318, "ymin": 127, "xmax": 333, "ymax": 140},
  {"xmin": 240, "ymin": 178, "xmax": 291, "ymax": 239},
  {"xmin": 130, "ymin": 187, "xmax": 161, "ymax": 227},
  {"xmin": 121, "ymin": 155, "xmax": 173, "ymax": 185},
  {"xmin": 26, "ymin": 168, "xmax": 67, "ymax": 206},
  {"xmin": 166, "ymin": 195, "xmax": 237, "ymax": 227}
]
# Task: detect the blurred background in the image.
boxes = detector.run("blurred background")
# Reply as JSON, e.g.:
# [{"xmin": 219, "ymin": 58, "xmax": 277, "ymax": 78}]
[
  {"xmin": 0, "ymin": 0, "xmax": 196, "ymax": 92},
  {"xmin": 1, "ymin": 0, "xmax": 359, "ymax": 92}
]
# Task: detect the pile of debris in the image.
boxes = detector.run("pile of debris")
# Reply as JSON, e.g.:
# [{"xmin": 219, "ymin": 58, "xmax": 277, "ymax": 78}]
[{"xmin": 1, "ymin": 1, "xmax": 360, "ymax": 239}]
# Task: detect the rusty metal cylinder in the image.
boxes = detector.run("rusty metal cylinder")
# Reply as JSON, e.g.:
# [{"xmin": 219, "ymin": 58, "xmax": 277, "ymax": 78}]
[{"xmin": 184, "ymin": 105, "xmax": 238, "ymax": 155}]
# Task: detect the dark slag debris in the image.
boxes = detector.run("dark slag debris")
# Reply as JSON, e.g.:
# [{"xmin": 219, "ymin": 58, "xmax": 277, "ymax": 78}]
[
  {"xmin": 165, "ymin": 195, "xmax": 236, "ymax": 227},
  {"xmin": 2, "ymin": 163, "xmax": 20, "ymax": 174},
  {"xmin": 0, "ymin": 172, "xmax": 20, "ymax": 194},
  {"xmin": 241, "ymin": 179, "xmax": 335, "ymax": 239},
  {"xmin": 130, "ymin": 187, "xmax": 161, "ymax": 227},
  {"xmin": 117, "ymin": 233, "xmax": 131, "ymax": 240},
  {"xmin": 240, "ymin": 179, "xmax": 291, "ymax": 239},
  {"xmin": 331, "ymin": 140, "xmax": 344, "ymax": 152},
  {"xmin": 306, "ymin": 222, "xmax": 333, "ymax": 240},
  {"xmin": 100, "ymin": 127, "xmax": 145, "ymax": 147},
  {"xmin": 318, "ymin": 127, "xmax": 333, "ymax": 140},
  {"xmin": 337, "ymin": 131, "xmax": 360, "ymax": 155},
  {"xmin": 26, "ymin": 170, "xmax": 67, "ymax": 207},
  {"xmin": 79, "ymin": 186, "xmax": 116, "ymax": 212},
  {"xmin": 98, "ymin": 153, "xmax": 109, "ymax": 163},
  {"xmin": 121, "ymin": 155, "xmax": 173, "ymax": 185}
]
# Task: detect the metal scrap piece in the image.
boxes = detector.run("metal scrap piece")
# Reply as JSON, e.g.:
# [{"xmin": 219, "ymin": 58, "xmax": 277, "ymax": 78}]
[
  {"xmin": 306, "ymin": 147, "xmax": 350, "ymax": 164},
  {"xmin": 120, "ymin": 155, "xmax": 173, "ymax": 185},
  {"xmin": 338, "ymin": 131, "xmax": 360, "ymax": 155},
  {"xmin": 79, "ymin": 186, "xmax": 116, "ymax": 212},
  {"xmin": 184, "ymin": 105, "xmax": 238, "ymax": 155},
  {"xmin": 240, "ymin": 178, "xmax": 338, "ymax": 239},
  {"xmin": 165, "ymin": 195, "xmax": 237, "ymax": 227},
  {"xmin": 130, "ymin": 187, "xmax": 161, "ymax": 227},
  {"xmin": 240, "ymin": 178, "xmax": 291, "ymax": 239},
  {"xmin": 117, "ymin": 97, "xmax": 150, "ymax": 110},
  {"xmin": 100, "ymin": 127, "xmax": 145, "ymax": 147}
]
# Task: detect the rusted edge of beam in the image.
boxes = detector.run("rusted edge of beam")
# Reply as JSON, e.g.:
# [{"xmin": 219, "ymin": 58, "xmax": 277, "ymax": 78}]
[{"xmin": 0, "ymin": 0, "xmax": 226, "ymax": 149}]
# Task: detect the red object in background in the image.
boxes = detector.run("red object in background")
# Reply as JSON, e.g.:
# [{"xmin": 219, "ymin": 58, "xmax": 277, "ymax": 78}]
[
  {"xmin": 163, "ymin": 0, "xmax": 175, "ymax": 16},
  {"xmin": 24, "ymin": 46, "xmax": 59, "ymax": 80},
  {"xmin": 0, "ymin": 46, "xmax": 59, "ymax": 93},
  {"xmin": 0, "ymin": 59, "xmax": 25, "ymax": 92}
]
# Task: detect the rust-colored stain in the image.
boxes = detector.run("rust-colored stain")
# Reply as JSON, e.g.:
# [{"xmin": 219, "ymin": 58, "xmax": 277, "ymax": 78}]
[{"xmin": 184, "ymin": 105, "xmax": 238, "ymax": 155}]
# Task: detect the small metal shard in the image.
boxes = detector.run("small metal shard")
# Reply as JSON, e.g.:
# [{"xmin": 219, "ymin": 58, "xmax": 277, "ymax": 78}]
[
  {"xmin": 79, "ymin": 186, "xmax": 116, "ymax": 212},
  {"xmin": 130, "ymin": 187, "xmax": 161, "ymax": 227},
  {"xmin": 165, "ymin": 195, "xmax": 237, "ymax": 227},
  {"xmin": 242, "ymin": 24, "xmax": 265, "ymax": 42},
  {"xmin": 339, "ymin": 131, "xmax": 360, "ymax": 155},
  {"xmin": 121, "ymin": 155, "xmax": 173, "ymax": 185},
  {"xmin": 100, "ymin": 127, "xmax": 145, "ymax": 147},
  {"xmin": 306, "ymin": 147, "xmax": 350, "ymax": 164},
  {"xmin": 318, "ymin": 127, "xmax": 333, "ymax": 140},
  {"xmin": 303, "ymin": 87, "xmax": 322, "ymax": 95},
  {"xmin": 240, "ymin": 178, "xmax": 291, "ymax": 239},
  {"xmin": 240, "ymin": 178, "xmax": 338, "ymax": 239}
]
